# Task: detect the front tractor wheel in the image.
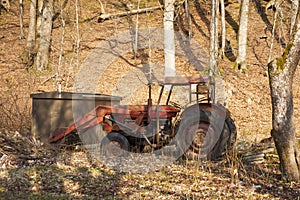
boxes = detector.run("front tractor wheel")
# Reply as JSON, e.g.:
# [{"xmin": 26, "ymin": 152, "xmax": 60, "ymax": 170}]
[
  {"xmin": 177, "ymin": 109, "xmax": 236, "ymax": 161},
  {"xmin": 100, "ymin": 132, "xmax": 130, "ymax": 157}
]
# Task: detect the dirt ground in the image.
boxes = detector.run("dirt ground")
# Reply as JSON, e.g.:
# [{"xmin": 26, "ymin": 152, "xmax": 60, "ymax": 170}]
[{"xmin": 1, "ymin": 0, "xmax": 300, "ymax": 198}]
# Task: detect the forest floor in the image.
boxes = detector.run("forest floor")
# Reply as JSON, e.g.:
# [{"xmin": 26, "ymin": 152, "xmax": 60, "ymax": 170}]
[{"xmin": 0, "ymin": 0, "xmax": 300, "ymax": 199}]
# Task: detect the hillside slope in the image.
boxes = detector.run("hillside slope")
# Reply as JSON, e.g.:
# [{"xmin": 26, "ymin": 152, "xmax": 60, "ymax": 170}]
[{"xmin": 0, "ymin": 0, "xmax": 299, "ymax": 142}]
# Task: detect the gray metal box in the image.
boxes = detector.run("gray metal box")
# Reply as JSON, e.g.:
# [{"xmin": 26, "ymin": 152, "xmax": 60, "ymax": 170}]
[{"xmin": 31, "ymin": 92, "xmax": 121, "ymax": 142}]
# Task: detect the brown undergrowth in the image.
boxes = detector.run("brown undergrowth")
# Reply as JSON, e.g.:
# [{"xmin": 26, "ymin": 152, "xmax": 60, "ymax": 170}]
[{"xmin": 1, "ymin": 0, "xmax": 300, "ymax": 199}]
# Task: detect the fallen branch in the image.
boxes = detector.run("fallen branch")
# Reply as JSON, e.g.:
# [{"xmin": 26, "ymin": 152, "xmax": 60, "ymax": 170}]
[
  {"xmin": 0, "ymin": 131, "xmax": 58, "ymax": 168},
  {"xmin": 98, "ymin": 5, "xmax": 163, "ymax": 22},
  {"xmin": 41, "ymin": 73, "xmax": 58, "ymax": 85}
]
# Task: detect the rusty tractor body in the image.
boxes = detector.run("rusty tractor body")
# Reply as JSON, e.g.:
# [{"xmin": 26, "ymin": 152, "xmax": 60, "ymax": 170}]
[{"xmin": 50, "ymin": 76, "xmax": 237, "ymax": 160}]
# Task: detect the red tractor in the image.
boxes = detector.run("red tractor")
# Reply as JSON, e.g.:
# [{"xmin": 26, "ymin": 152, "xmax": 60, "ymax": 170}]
[{"xmin": 50, "ymin": 75, "xmax": 236, "ymax": 160}]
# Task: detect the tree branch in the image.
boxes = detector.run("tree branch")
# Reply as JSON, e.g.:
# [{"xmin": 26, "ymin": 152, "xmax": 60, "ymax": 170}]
[{"xmin": 97, "ymin": 6, "xmax": 163, "ymax": 22}]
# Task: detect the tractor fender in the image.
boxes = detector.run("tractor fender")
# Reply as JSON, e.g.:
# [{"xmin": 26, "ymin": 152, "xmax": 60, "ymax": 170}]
[{"xmin": 180, "ymin": 103, "xmax": 231, "ymax": 120}]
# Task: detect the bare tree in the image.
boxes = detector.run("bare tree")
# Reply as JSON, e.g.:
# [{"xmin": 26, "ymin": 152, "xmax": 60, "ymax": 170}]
[
  {"xmin": 268, "ymin": 6, "xmax": 300, "ymax": 181},
  {"xmin": 290, "ymin": 0, "xmax": 299, "ymax": 35},
  {"xmin": 209, "ymin": 0, "xmax": 219, "ymax": 103},
  {"xmin": 220, "ymin": 0, "xmax": 226, "ymax": 58},
  {"xmin": 19, "ymin": 0, "xmax": 25, "ymax": 39},
  {"xmin": 36, "ymin": 0, "xmax": 54, "ymax": 71},
  {"xmin": 74, "ymin": 0, "xmax": 80, "ymax": 70},
  {"xmin": 36, "ymin": 0, "xmax": 44, "ymax": 35},
  {"xmin": 236, "ymin": 0, "xmax": 249, "ymax": 71},
  {"xmin": 164, "ymin": 0, "xmax": 176, "ymax": 77},
  {"xmin": 25, "ymin": 0, "xmax": 37, "ymax": 67},
  {"xmin": 184, "ymin": 0, "xmax": 192, "ymax": 40},
  {"xmin": 25, "ymin": 0, "xmax": 54, "ymax": 71}
]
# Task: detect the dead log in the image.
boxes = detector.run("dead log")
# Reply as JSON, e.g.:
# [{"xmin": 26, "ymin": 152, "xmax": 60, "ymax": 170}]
[{"xmin": 98, "ymin": 5, "xmax": 163, "ymax": 22}]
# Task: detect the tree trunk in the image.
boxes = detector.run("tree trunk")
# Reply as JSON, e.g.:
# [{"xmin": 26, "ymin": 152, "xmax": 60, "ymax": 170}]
[
  {"xmin": 36, "ymin": 0, "xmax": 44, "ymax": 35},
  {"xmin": 164, "ymin": 0, "xmax": 176, "ymax": 77},
  {"xmin": 268, "ymin": 9, "xmax": 300, "ymax": 181},
  {"xmin": 290, "ymin": 0, "xmax": 299, "ymax": 35},
  {"xmin": 210, "ymin": 0, "xmax": 218, "ymax": 68},
  {"xmin": 19, "ymin": 0, "xmax": 25, "ymax": 39},
  {"xmin": 236, "ymin": 0, "xmax": 249, "ymax": 71},
  {"xmin": 184, "ymin": 0, "xmax": 191, "ymax": 40},
  {"xmin": 209, "ymin": 0, "xmax": 219, "ymax": 103},
  {"xmin": 36, "ymin": 0, "xmax": 53, "ymax": 71},
  {"xmin": 220, "ymin": 0, "xmax": 226, "ymax": 58},
  {"xmin": 25, "ymin": 0, "xmax": 37, "ymax": 67}
]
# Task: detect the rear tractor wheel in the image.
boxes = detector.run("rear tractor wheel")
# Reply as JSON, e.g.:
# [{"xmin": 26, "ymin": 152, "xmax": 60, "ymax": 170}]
[{"xmin": 177, "ymin": 109, "xmax": 236, "ymax": 160}]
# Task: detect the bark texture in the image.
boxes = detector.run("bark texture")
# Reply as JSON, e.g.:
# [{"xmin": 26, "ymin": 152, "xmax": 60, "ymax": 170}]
[
  {"xmin": 268, "ymin": 9, "xmax": 300, "ymax": 181},
  {"xmin": 209, "ymin": 0, "xmax": 219, "ymax": 103},
  {"xmin": 236, "ymin": 0, "xmax": 249, "ymax": 71},
  {"xmin": 290, "ymin": 0, "xmax": 299, "ymax": 35},
  {"xmin": 36, "ymin": 0, "xmax": 53, "ymax": 71},
  {"xmin": 25, "ymin": 0, "xmax": 37, "ymax": 67},
  {"xmin": 164, "ymin": 0, "xmax": 176, "ymax": 77},
  {"xmin": 19, "ymin": 0, "xmax": 25, "ymax": 39},
  {"xmin": 220, "ymin": 0, "xmax": 226, "ymax": 58},
  {"xmin": 25, "ymin": 0, "xmax": 54, "ymax": 70}
]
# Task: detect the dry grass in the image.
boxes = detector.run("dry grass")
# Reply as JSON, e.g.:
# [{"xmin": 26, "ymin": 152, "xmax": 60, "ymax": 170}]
[
  {"xmin": 0, "ymin": 141, "xmax": 299, "ymax": 199},
  {"xmin": 1, "ymin": 0, "xmax": 300, "ymax": 199}
]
